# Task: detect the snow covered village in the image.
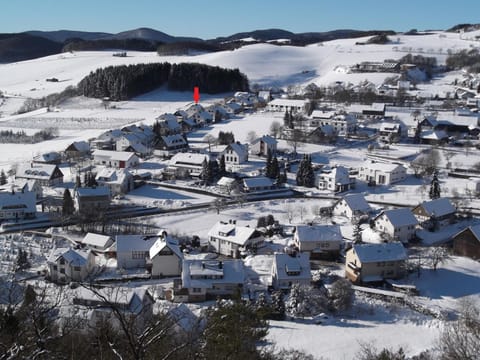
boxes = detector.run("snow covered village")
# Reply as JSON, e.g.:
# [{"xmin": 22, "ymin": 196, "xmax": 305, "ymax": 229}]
[{"xmin": 1, "ymin": 15, "xmax": 480, "ymax": 360}]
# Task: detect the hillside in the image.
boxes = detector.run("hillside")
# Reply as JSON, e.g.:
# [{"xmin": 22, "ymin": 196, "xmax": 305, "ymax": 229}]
[{"xmin": 0, "ymin": 33, "xmax": 63, "ymax": 63}]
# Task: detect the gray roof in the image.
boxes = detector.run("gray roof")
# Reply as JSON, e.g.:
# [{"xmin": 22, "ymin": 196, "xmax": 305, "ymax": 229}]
[
  {"xmin": 352, "ymin": 242, "xmax": 407, "ymax": 263},
  {"xmin": 341, "ymin": 193, "xmax": 371, "ymax": 212},
  {"xmin": 273, "ymin": 253, "xmax": 311, "ymax": 281},
  {"xmin": 295, "ymin": 224, "xmax": 343, "ymax": 242},
  {"xmin": 416, "ymin": 198, "xmax": 456, "ymax": 217},
  {"xmin": 378, "ymin": 208, "xmax": 418, "ymax": 227}
]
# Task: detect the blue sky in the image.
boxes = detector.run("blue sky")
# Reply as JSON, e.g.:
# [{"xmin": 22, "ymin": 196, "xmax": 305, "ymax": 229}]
[{"xmin": 2, "ymin": 0, "xmax": 480, "ymax": 39}]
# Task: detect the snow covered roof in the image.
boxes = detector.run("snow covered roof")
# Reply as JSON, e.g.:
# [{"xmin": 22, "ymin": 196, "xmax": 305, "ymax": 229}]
[
  {"xmin": 362, "ymin": 160, "xmax": 405, "ymax": 173},
  {"xmin": 268, "ymin": 98, "xmax": 307, "ymax": 107},
  {"xmin": 273, "ymin": 253, "xmax": 311, "ymax": 281},
  {"xmin": 170, "ymin": 152, "xmax": 209, "ymax": 166},
  {"xmin": 0, "ymin": 190, "xmax": 36, "ymax": 212},
  {"xmin": 96, "ymin": 168, "xmax": 132, "ymax": 184},
  {"xmin": 295, "ymin": 224, "xmax": 343, "ymax": 242},
  {"xmin": 182, "ymin": 259, "xmax": 245, "ymax": 289},
  {"xmin": 82, "ymin": 233, "xmax": 113, "ymax": 249},
  {"xmin": 208, "ymin": 221, "xmax": 260, "ymax": 246},
  {"xmin": 251, "ymin": 135, "xmax": 277, "ymax": 146},
  {"xmin": 311, "ymin": 110, "xmax": 336, "ymax": 119},
  {"xmin": 377, "ymin": 208, "xmax": 418, "ymax": 227},
  {"xmin": 217, "ymin": 176, "xmax": 236, "ymax": 186},
  {"xmin": 341, "ymin": 193, "xmax": 371, "ymax": 212},
  {"xmin": 352, "ymin": 242, "xmax": 407, "ymax": 263},
  {"xmin": 243, "ymin": 176, "xmax": 273, "ymax": 189},
  {"xmin": 415, "ymin": 198, "xmax": 456, "ymax": 217},
  {"xmin": 48, "ymin": 247, "xmax": 91, "ymax": 266},
  {"xmin": 225, "ymin": 142, "xmax": 248, "ymax": 157},
  {"xmin": 161, "ymin": 134, "xmax": 187, "ymax": 147},
  {"xmin": 420, "ymin": 130, "xmax": 448, "ymax": 140},
  {"xmin": 380, "ymin": 122, "xmax": 401, "ymax": 132},
  {"xmin": 149, "ymin": 235, "xmax": 183, "ymax": 260},
  {"xmin": 93, "ymin": 150, "xmax": 137, "ymax": 162},
  {"xmin": 157, "ymin": 113, "xmax": 181, "ymax": 130},
  {"xmin": 116, "ymin": 235, "xmax": 157, "ymax": 253},
  {"xmin": 17, "ymin": 163, "xmax": 62, "ymax": 180},
  {"xmin": 33, "ymin": 151, "xmax": 61, "ymax": 163},
  {"xmin": 73, "ymin": 287, "xmax": 149, "ymax": 314},
  {"xmin": 67, "ymin": 141, "xmax": 90, "ymax": 153},
  {"xmin": 75, "ymin": 186, "xmax": 110, "ymax": 197}
]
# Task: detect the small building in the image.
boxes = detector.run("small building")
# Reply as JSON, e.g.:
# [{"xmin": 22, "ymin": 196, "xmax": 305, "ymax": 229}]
[
  {"xmin": 250, "ymin": 135, "xmax": 278, "ymax": 156},
  {"xmin": 379, "ymin": 123, "xmax": 402, "ymax": 143},
  {"xmin": 174, "ymin": 259, "xmax": 245, "ymax": 302},
  {"xmin": 16, "ymin": 163, "xmax": 64, "ymax": 187},
  {"xmin": 222, "ymin": 143, "xmax": 248, "ymax": 166},
  {"xmin": 167, "ymin": 152, "xmax": 210, "ymax": 178},
  {"xmin": 217, "ymin": 177, "xmax": 239, "ymax": 194},
  {"xmin": 47, "ymin": 247, "xmax": 95, "ymax": 283},
  {"xmin": 345, "ymin": 242, "xmax": 407, "ymax": 283},
  {"xmin": 65, "ymin": 141, "xmax": 91, "ymax": 160},
  {"xmin": 357, "ymin": 161, "xmax": 407, "ymax": 186},
  {"xmin": 33, "ymin": 151, "xmax": 62, "ymax": 165},
  {"xmin": 75, "ymin": 187, "xmax": 111, "ymax": 215},
  {"xmin": 293, "ymin": 224, "xmax": 343, "ymax": 259},
  {"xmin": 81, "ymin": 232, "xmax": 114, "ymax": 252},
  {"xmin": 116, "ymin": 235, "xmax": 157, "ymax": 270},
  {"xmin": 316, "ymin": 165, "xmax": 355, "ymax": 192},
  {"xmin": 267, "ymin": 98, "xmax": 308, "ymax": 113},
  {"xmin": 310, "ymin": 111, "xmax": 357, "ymax": 136},
  {"xmin": 242, "ymin": 176, "xmax": 275, "ymax": 193},
  {"xmin": 0, "ymin": 190, "xmax": 36, "ymax": 221},
  {"xmin": 452, "ymin": 225, "xmax": 480, "ymax": 260},
  {"xmin": 412, "ymin": 198, "xmax": 456, "ymax": 229},
  {"xmin": 95, "ymin": 168, "xmax": 134, "ymax": 196},
  {"xmin": 154, "ymin": 134, "xmax": 189, "ymax": 157},
  {"xmin": 208, "ymin": 220, "xmax": 264, "ymax": 258},
  {"xmin": 92, "ymin": 150, "xmax": 139, "ymax": 169},
  {"xmin": 155, "ymin": 113, "xmax": 182, "ymax": 135},
  {"xmin": 373, "ymin": 208, "xmax": 418, "ymax": 243},
  {"xmin": 4, "ymin": 179, "xmax": 42, "ymax": 199},
  {"xmin": 332, "ymin": 193, "xmax": 372, "ymax": 221},
  {"xmin": 271, "ymin": 253, "xmax": 311, "ymax": 290},
  {"xmin": 148, "ymin": 231, "xmax": 183, "ymax": 278}
]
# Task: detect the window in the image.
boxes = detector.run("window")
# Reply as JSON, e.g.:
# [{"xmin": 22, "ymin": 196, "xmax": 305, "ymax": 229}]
[
  {"xmin": 60, "ymin": 268, "xmax": 65, "ymax": 274},
  {"xmin": 74, "ymin": 266, "xmax": 81, "ymax": 271},
  {"xmin": 53, "ymin": 265, "xmax": 58, "ymax": 271},
  {"xmin": 132, "ymin": 251, "xmax": 147, "ymax": 259},
  {"xmin": 192, "ymin": 288, "xmax": 202, "ymax": 293},
  {"xmin": 59, "ymin": 258, "xmax": 65, "ymax": 265}
]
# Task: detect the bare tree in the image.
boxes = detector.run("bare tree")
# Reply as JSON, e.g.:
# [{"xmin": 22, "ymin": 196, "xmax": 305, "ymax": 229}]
[
  {"xmin": 269, "ymin": 121, "xmax": 282, "ymax": 139},
  {"xmin": 246, "ymin": 130, "xmax": 258, "ymax": 144},
  {"xmin": 286, "ymin": 129, "xmax": 304, "ymax": 157},
  {"xmin": 203, "ymin": 134, "xmax": 216, "ymax": 153}
]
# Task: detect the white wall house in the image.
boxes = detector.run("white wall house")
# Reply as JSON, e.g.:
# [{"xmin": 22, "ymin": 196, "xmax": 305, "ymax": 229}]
[
  {"xmin": 81, "ymin": 232, "xmax": 114, "ymax": 252},
  {"xmin": 271, "ymin": 253, "xmax": 311, "ymax": 290},
  {"xmin": 222, "ymin": 143, "xmax": 248, "ymax": 166},
  {"xmin": 294, "ymin": 224, "xmax": 343, "ymax": 259},
  {"xmin": 74, "ymin": 187, "xmax": 111, "ymax": 215},
  {"xmin": 267, "ymin": 99, "xmax": 307, "ymax": 113},
  {"xmin": 47, "ymin": 247, "xmax": 95, "ymax": 283},
  {"xmin": 93, "ymin": 150, "xmax": 139, "ymax": 169},
  {"xmin": 333, "ymin": 193, "xmax": 372, "ymax": 221},
  {"xmin": 0, "ymin": 190, "xmax": 36, "ymax": 221},
  {"xmin": 95, "ymin": 168, "xmax": 134, "ymax": 196},
  {"xmin": 208, "ymin": 220, "xmax": 264, "ymax": 258},
  {"xmin": 116, "ymin": 235, "xmax": 157, "ymax": 269},
  {"xmin": 357, "ymin": 161, "xmax": 407, "ymax": 185},
  {"xmin": 310, "ymin": 111, "xmax": 357, "ymax": 136},
  {"xmin": 374, "ymin": 208, "xmax": 418, "ymax": 243},
  {"xmin": 250, "ymin": 135, "xmax": 278, "ymax": 156},
  {"xmin": 315, "ymin": 165, "xmax": 355, "ymax": 192},
  {"xmin": 148, "ymin": 232, "xmax": 183, "ymax": 278}
]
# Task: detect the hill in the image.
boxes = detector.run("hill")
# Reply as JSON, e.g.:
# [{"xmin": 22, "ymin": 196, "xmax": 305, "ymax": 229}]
[
  {"xmin": 26, "ymin": 30, "xmax": 112, "ymax": 43},
  {"xmin": 101, "ymin": 27, "xmax": 203, "ymax": 44},
  {"xmin": 0, "ymin": 33, "xmax": 63, "ymax": 63}
]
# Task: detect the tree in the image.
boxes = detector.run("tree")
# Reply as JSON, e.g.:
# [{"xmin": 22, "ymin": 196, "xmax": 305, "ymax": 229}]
[
  {"xmin": 210, "ymin": 198, "xmax": 227, "ymax": 214},
  {"xmin": 427, "ymin": 246, "xmax": 450, "ymax": 271},
  {"xmin": 203, "ymin": 134, "xmax": 216, "ymax": 152},
  {"xmin": 329, "ymin": 278, "xmax": 354, "ymax": 312},
  {"xmin": 0, "ymin": 169, "xmax": 7, "ymax": 185},
  {"xmin": 296, "ymin": 154, "xmax": 315, "ymax": 187},
  {"xmin": 285, "ymin": 284, "xmax": 328, "ymax": 318},
  {"xmin": 16, "ymin": 249, "xmax": 30, "ymax": 272},
  {"xmin": 219, "ymin": 155, "xmax": 226, "ymax": 176},
  {"xmin": 429, "ymin": 170, "xmax": 441, "ymax": 200},
  {"xmin": 246, "ymin": 130, "xmax": 257, "ymax": 144},
  {"xmin": 265, "ymin": 148, "xmax": 273, "ymax": 178},
  {"xmin": 257, "ymin": 216, "xmax": 267, "ymax": 228},
  {"xmin": 353, "ymin": 222, "xmax": 362, "ymax": 244},
  {"xmin": 271, "ymin": 156, "xmax": 280, "ymax": 180},
  {"xmin": 62, "ymin": 189, "xmax": 75, "ymax": 216},
  {"xmin": 269, "ymin": 121, "xmax": 282, "ymax": 139},
  {"xmin": 286, "ymin": 129, "xmax": 304, "ymax": 157}
]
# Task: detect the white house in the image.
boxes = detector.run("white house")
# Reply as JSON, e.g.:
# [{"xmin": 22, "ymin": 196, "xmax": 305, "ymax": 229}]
[
  {"xmin": 116, "ymin": 235, "xmax": 157, "ymax": 269},
  {"xmin": 175, "ymin": 259, "xmax": 245, "ymax": 302},
  {"xmin": 93, "ymin": 150, "xmax": 139, "ymax": 169},
  {"xmin": 167, "ymin": 152, "xmax": 210, "ymax": 178},
  {"xmin": 374, "ymin": 208, "xmax": 418, "ymax": 243},
  {"xmin": 47, "ymin": 247, "xmax": 95, "ymax": 283},
  {"xmin": 379, "ymin": 122, "xmax": 403, "ymax": 143},
  {"xmin": 222, "ymin": 143, "xmax": 248, "ymax": 166},
  {"xmin": 315, "ymin": 165, "xmax": 355, "ymax": 192},
  {"xmin": 0, "ymin": 190, "xmax": 36, "ymax": 221},
  {"xmin": 95, "ymin": 168, "xmax": 134, "ymax": 196},
  {"xmin": 148, "ymin": 231, "xmax": 183, "ymax": 278},
  {"xmin": 294, "ymin": 224, "xmax": 343, "ymax": 259},
  {"xmin": 155, "ymin": 113, "xmax": 182, "ymax": 135},
  {"xmin": 250, "ymin": 135, "xmax": 278, "ymax": 156},
  {"xmin": 345, "ymin": 242, "xmax": 407, "ymax": 283},
  {"xmin": 6, "ymin": 179, "xmax": 43, "ymax": 199},
  {"xmin": 271, "ymin": 253, "xmax": 311, "ymax": 290},
  {"xmin": 357, "ymin": 161, "xmax": 407, "ymax": 185},
  {"xmin": 81, "ymin": 232, "xmax": 114, "ymax": 252},
  {"xmin": 267, "ymin": 98, "xmax": 307, "ymax": 113},
  {"xmin": 16, "ymin": 163, "xmax": 64, "ymax": 187},
  {"xmin": 208, "ymin": 220, "xmax": 264, "ymax": 258},
  {"xmin": 310, "ymin": 111, "xmax": 357, "ymax": 136},
  {"xmin": 333, "ymin": 193, "xmax": 372, "ymax": 221},
  {"xmin": 412, "ymin": 198, "xmax": 457, "ymax": 229}
]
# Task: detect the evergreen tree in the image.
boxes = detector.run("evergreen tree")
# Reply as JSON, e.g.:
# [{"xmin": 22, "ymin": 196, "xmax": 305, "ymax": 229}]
[
  {"xmin": 303, "ymin": 155, "xmax": 315, "ymax": 188},
  {"xmin": 271, "ymin": 156, "xmax": 280, "ymax": 180},
  {"xmin": 201, "ymin": 159, "xmax": 209, "ymax": 184},
  {"xmin": 75, "ymin": 175, "xmax": 81, "ymax": 189},
  {"xmin": 62, "ymin": 189, "xmax": 75, "ymax": 216},
  {"xmin": 265, "ymin": 148, "xmax": 273, "ymax": 178},
  {"xmin": 219, "ymin": 155, "xmax": 226, "ymax": 176},
  {"xmin": 0, "ymin": 169, "xmax": 7, "ymax": 185},
  {"xmin": 16, "ymin": 249, "xmax": 30, "ymax": 271},
  {"xmin": 429, "ymin": 170, "xmax": 441, "ymax": 200},
  {"xmin": 353, "ymin": 221, "xmax": 362, "ymax": 244},
  {"xmin": 208, "ymin": 159, "xmax": 219, "ymax": 181},
  {"xmin": 296, "ymin": 155, "xmax": 307, "ymax": 186},
  {"xmin": 271, "ymin": 290, "xmax": 286, "ymax": 320}
]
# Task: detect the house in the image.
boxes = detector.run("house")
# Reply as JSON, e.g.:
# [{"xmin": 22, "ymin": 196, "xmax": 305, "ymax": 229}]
[
  {"xmin": 65, "ymin": 141, "xmax": 91, "ymax": 160},
  {"xmin": 148, "ymin": 231, "xmax": 183, "ymax": 278},
  {"xmin": 306, "ymin": 125, "xmax": 337, "ymax": 144},
  {"xmin": 452, "ymin": 225, "xmax": 480, "ymax": 259},
  {"xmin": 208, "ymin": 220, "xmax": 264, "ymax": 258},
  {"xmin": 310, "ymin": 111, "xmax": 357, "ymax": 136},
  {"xmin": 293, "ymin": 224, "xmax": 343, "ymax": 259},
  {"xmin": 373, "ymin": 208, "xmax": 418, "ymax": 243},
  {"xmin": 154, "ymin": 134, "xmax": 189, "ymax": 157},
  {"xmin": 47, "ymin": 247, "xmax": 95, "ymax": 283},
  {"xmin": 361, "ymin": 102, "xmax": 386, "ymax": 117},
  {"xmin": 222, "ymin": 143, "xmax": 248, "ymax": 166},
  {"xmin": 166, "ymin": 152, "xmax": 210, "ymax": 178},
  {"xmin": 357, "ymin": 161, "xmax": 407, "ymax": 185},
  {"xmin": 33, "ymin": 151, "xmax": 62, "ymax": 165},
  {"xmin": 333, "ymin": 193, "xmax": 372, "ymax": 221},
  {"xmin": 155, "ymin": 113, "xmax": 182, "ymax": 135},
  {"xmin": 217, "ymin": 176, "xmax": 239, "ymax": 194},
  {"xmin": 271, "ymin": 253, "xmax": 311, "ymax": 290},
  {"xmin": 8, "ymin": 179, "xmax": 42, "ymax": 199},
  {"xmin": 116, "ymin": 235, "xmax": 157, "ymax": 269},
  {"xmin": 81, "ymin": 232, "xmax": 114, "ymax": 252},
  {"xmin": 16, "ymin": 163, "xmax": 64, "ymax": 187},
  {"xmin": 90, "ymin": 129, "xmax": 124, "ymax": 150},
  {"xmin": 93, "ymin": 150, "xmax": 139, "ymax": 169},
  {"xmin": 95, "ymin": 168, "xmax": 134, "ymax": 196},
  {"xmin": 242, "ymin": 176, "xmax": 275, "ymax": 193},
  {"xmin": 267, "ymin": 98, "xmax": 308, "ymax": 113},
  {"xmin": 379, "ymin": 123, "xmax": 402, "ymax": 143},
  {"xmin": 71, "ymin": 287, "xmax": 153, "ymax": 329},
  {"xmin": 258, "ymin": 91, "xmax": 271, "ymax": 103},
  {"xmin": 315, "ymin": 165, "xmax": 355, "ymax": 192},
  {"xmin": 412, "ymin": 198, "xmax": 456, "ymax": 229},
  {"xmin": 222, "ymin": 102, "xmax": 243, "ymax": 115},
  {"xmin": 420, "ymin": 130, "xmax": 448, "ymax": 145},
  {"xmin": 75, "ymin": 187, "xmax": 110, "ymax": 215},
  {"xmin": 0, "ymin": 190, "xmax": 36, "ymax": 221},
  {"xmin": 250, "ymin": 135, "xmax": 278, "ymax": 156},
  {"xmin": 174, "ymin": 259, "xmax": 245, "ymax": 302},
  {"xmin": 345, "ymin": 242, "xmax": 407, "ymax": 283}
]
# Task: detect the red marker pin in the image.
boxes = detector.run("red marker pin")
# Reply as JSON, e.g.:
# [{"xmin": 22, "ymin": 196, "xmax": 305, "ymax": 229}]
[{"xmin": 193, "ymin": 86, "xmax": 200, "ymax": 104}]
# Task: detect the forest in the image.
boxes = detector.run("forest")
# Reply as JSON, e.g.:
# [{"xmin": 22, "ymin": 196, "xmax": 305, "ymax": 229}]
[{"xmin": 77, "ymin": 62, "xmax": 249, "ymax": 100}]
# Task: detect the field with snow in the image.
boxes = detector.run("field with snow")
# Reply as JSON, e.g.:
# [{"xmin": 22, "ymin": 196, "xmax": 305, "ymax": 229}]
[{"xmin": 1, "ymin": 28, "xmax": 480, "ymax": 359}]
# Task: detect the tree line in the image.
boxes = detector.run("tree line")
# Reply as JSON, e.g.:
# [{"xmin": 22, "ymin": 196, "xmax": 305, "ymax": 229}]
[
  {"xmin": 0, "ymin": 128, "xmax": 58, "ymax": 143},
  {"xmin": 77, "ymin": 62, "xmax": 249, "ymax": 101}
]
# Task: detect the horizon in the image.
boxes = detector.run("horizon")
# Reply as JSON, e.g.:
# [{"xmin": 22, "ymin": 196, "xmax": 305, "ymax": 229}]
[{"xmin": 2, "ymin": 0, "xmax": 480, "ymax": 39}]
